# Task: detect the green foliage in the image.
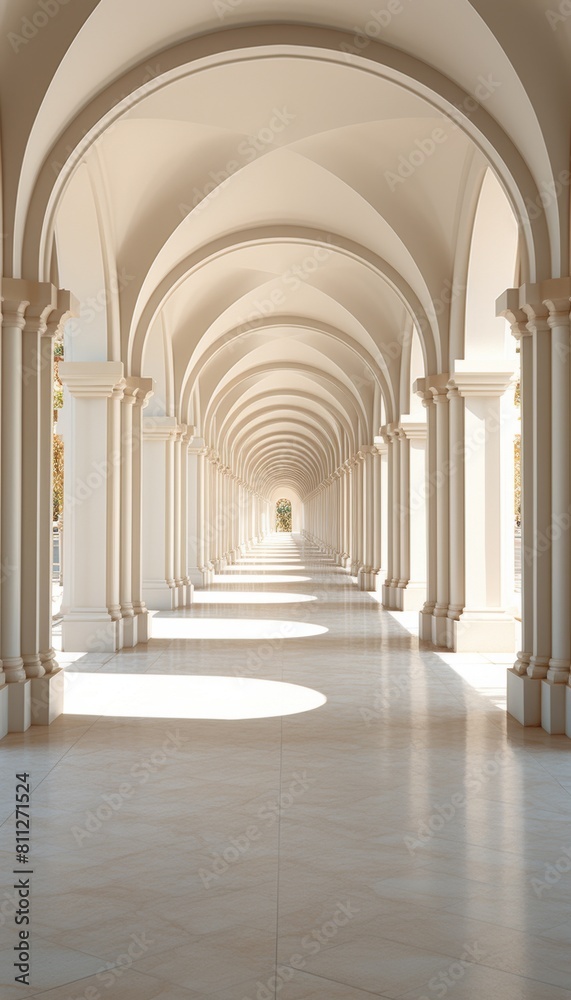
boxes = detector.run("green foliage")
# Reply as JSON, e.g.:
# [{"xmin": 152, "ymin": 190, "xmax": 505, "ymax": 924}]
[
  {"xmin": 53, "ymin": 435, "xmax": 64, "ymax": 522},
  {"xmin": 276, "ymin": 498, "xmax": 292, "ymax": 532}
]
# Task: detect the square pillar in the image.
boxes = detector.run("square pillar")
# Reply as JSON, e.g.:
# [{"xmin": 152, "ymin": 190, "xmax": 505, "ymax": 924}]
[
  {"xmin": 142, "ymin": 416, "xmax": 178, "ymax": 610},
  {"xmin": 397, "ymin": 421, "xmax": 428, "ymax": 612},
  {"xmin": 59, "ymin": 361, "xmax": 126, "ymax": 652},
  {"xmin": 447, "ymin": 362, "xmax": 517, "ymax": 653}
]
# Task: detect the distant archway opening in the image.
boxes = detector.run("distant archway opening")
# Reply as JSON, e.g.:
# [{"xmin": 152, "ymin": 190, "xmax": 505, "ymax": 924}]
[{"xmin": 276, "ymin": 499, "xmax": 292, "ymax": 533}]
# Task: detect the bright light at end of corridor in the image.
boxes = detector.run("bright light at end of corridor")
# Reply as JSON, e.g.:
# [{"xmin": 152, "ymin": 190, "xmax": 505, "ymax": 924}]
[{"xmin": 63, "ymin": 674, "xmax": 327, "ymax": 720}]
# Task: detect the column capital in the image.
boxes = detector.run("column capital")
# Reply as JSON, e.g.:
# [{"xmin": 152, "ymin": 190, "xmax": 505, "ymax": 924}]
[
  {"xmin": 143, "ymin": 415, "xmax": 178, "ymax": 440},
  {"xmin": 496, "ymin": 288, "xmax": 530, "ymax": 340},
  {"xmin": 374, "ymin": 435, "xmax": 388, "ymax": 454},
  {"xmin": 541, "ymin": 276, "xmax": 571, "ymax": 319},
  {"xmin": 45, "ymin": 290, "xmax": 79, "ymax": 339},
  {"xmin": 59, "ymin": 361, "xmax": 125, "ymax": 398},
  {"xmin": 448, "ymin": 361, "xmax": 516, "ymax": 398},
  {"xmin": 427, "ymin": 374, "xmax": 451, "ymax": 400},
  {"xmin": 519, "ymin": 283, "xmax": 550, "ymax": 327},
  {"xmin": 124, "ymin": 376, "xmax": 154, "ymax": 406},
  {"xmin": 1, "ymin": 278, "xmax": 59, "ymax": 329}
]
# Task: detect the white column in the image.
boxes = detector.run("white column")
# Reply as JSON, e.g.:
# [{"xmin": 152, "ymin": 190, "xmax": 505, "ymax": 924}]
[
  {"xmin": 131, "ymin": 380, "xmax": 154, "ymax": 641},
  {"xmin": 35, "ymin": 292, "xmax": 76, "ymax": 727},
  {"xmin": 498, "ymin": 289, "xmax": 550, "ymax": 728},
  {"xmin": 430, "ymin": 380, "xmax": 450, "ymax": 646},
  {"xmin": 342, "ymin": 463, "xmax": 351, "ymax": 568},
  {"xmin": 383, "ymin": 424, "xmax": 401, "ymax": 609},
  {"xmin": 359, "ymin": 446, "xmax": 376, "ymax": 590},
  {"xmin": 446, "ymin": 387, "xmax": 465, "ymax": 643},
  {"xmin": 59, "ymin": 361, "xmax": 126, "ymax": 652},
  {"xmin": 3, "ymin": 281, "xmax": 59, "ymax": 733},
  {"xmin": 173, "ymin": 425, "xmax": 186, "ymax": 607},
  {"xmin": 141, "ymin": 416, "xmax": 178, "ymax": 611},
  {"xmin": 120, "ymin": 383, "xmax": 137, "ymax": 646},
  {"xmin": 524, "ymin": 295, "xmax": 552, "ymax": 687},
  {"xmin": 187, "ymin": 438, "xmax": 206, "ymax": 587},
  {"xmin": 381, "ymin": 428, "xmax": 393, "ymax": 606},
  {"xmin": 543, "ymin": 285, "xmax": 571, "ymax": 735},
  {"xmin": 180, "ymin": 428, "xmax": 194, "ymax": 606},
  {"xmin": 398, "ymin": 422, "xmax": 427, "ymax": 611},
  {"xmin": 413, "ymin": 381, "xmax": 437, "ymax": 640},
  {"xmin": 447, "ymin": 363, "xmax": 517, "ymax": 653},
  {"xmin": 373, "ymin": 441, "xmax": 385, "ymax": 590}
]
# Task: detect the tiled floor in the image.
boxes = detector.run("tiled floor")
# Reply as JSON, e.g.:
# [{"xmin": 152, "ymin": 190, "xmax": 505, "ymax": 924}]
[{"xmin": 2, "ymin": 534, "xmax": 571, "ymax": 998}]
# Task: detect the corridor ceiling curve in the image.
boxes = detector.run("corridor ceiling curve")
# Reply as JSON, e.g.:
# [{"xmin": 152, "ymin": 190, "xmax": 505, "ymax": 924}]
[{"xmin": 1, "ymin": 0, "xmax": 565, "ymax": 500}]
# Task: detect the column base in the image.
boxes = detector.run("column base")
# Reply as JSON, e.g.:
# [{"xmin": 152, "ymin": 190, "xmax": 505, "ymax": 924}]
[
  {"xmin": 142, "ymin": 583, "xmax": 177, "ymax": 611},
  {"xmin": 135, "ymin": 611, "xmax": 151, "ymax": 643},
  {"xmin": 419, "ymin": 609, "xmax": 434, "ymax": 641},
  {"xmin": 358, "ymin": 568, "xmax": 377, "ymax": 591},
  {"xmin": 350, "ymin": 561, "xmax": 361, "ymax": 577},
  {"xmin": 0, "ymin": 686, "xmax": 8, "ymax": 740},
  {"xmin": 506, "ymin": 668, "xmax": 541, "ymax": 727},
  {"xmin": 31, "ymin": 671, "xmax": 65, "ymax": 726},
  {"xmin": 121, "ymin": 614, "xmax": 138, "ymax": 648},
  {"xmin": 62, "ymin": 614, "xmax": 123, "ymax": 653},
  {"xmin": 431, "ymin": 611, "xmax": 449, "ymax": 647},
  {"xmin": 8, "ymin": 681, "xmax": 32, "ymax": 733},
  {"xmin": 541, "ymin": 680, "xmax": 567, "ymax": 735},
  {"xmin": 451, "ymin": 612, "xmax": 516, "ymax": 653}
]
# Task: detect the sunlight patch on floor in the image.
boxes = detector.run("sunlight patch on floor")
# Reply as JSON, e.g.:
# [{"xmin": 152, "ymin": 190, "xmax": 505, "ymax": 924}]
[
  {"xmin": 63, "ymin": 674, "xmax": 327, "ymax": 719},
  {"xmin": 193, "ymin": 592, "xmax": 317, "ymax": 604},
  {"xmin": 150, "ymin": 618, "xmax": 328, "ymax": 639}
]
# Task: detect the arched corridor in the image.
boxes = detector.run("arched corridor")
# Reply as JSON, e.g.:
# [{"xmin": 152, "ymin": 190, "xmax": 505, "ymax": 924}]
[{"xmin": 1, "ymin": 1, "xmax": 571, "ymax": 990}]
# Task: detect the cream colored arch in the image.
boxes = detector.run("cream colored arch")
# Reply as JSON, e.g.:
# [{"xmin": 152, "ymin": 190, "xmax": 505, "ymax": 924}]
[{"xmin": 18, "ymin": 24, "xmax": 554, "ymax": 313}]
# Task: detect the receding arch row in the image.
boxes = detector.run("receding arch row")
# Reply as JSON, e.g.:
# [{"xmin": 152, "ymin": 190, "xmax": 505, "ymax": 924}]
[
  {"xmin": 202, "ymin": 363, "xmax": 370, "ymax": 447},
  {"xmin": 180, "ymin": 314, "xmax": 397, "ymax": 426},
  {"xmin": 217, "ymin": 390, "xmax": 355, "ymax": 461}
]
